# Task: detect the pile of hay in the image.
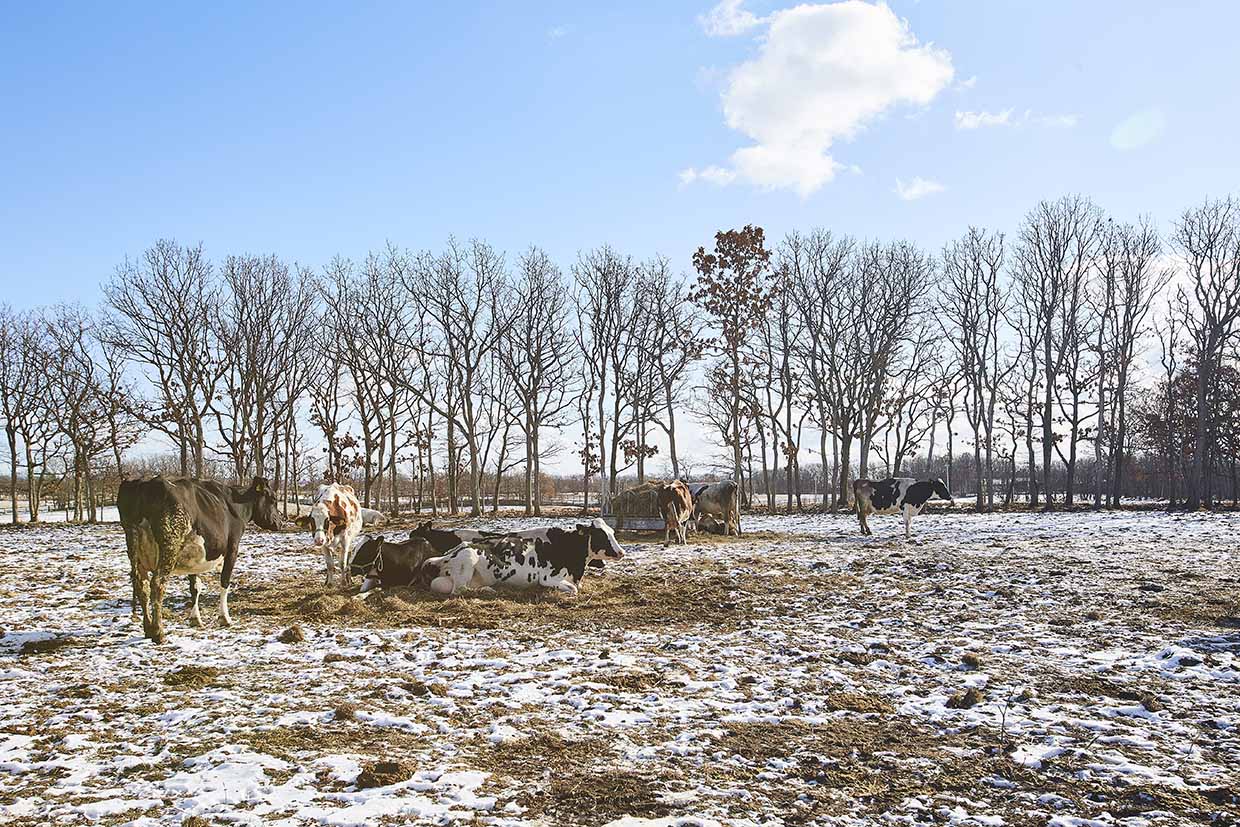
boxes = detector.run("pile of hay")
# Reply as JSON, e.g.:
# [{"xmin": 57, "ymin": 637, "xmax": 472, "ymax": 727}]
[{"xmin": 609, "ymin": 481, "xmax": 663, "ymax": 516}]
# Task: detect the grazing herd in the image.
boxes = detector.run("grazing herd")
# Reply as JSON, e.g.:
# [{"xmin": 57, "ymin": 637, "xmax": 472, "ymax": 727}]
[{"xmin": 117, "ymin": 474, "xmax": 952, "ymax": 643}]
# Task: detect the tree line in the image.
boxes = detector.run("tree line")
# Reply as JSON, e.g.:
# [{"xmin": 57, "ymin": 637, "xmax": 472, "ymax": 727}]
[{"xmin": 2, "ymin": 193, "xmax": 1239, "ymax": 523}]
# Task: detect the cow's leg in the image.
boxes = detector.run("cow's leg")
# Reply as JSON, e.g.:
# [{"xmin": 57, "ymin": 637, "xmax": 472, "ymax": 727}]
[
  {"xmin": 187, "ymin": 575, "xmax": 203, "ymax": 627},
  {"xmin": 663, "ymin": 520, "xmax": 672, "ymax": 547},
  {"xmin": 218, "ymin": 544, "xmax": 238, "ymax": 627},
  {"xmin": 148, "ymin": 571, "xmax": 167, "ymax": 644},
  {"xmin": 133, "ymin": 569, "xmax": 152, "ymax": 636},
  {"xmin": 902, "ymin": 505, "xmax": 912, "ymax": 540},
  {"xmin": 129, "ymin": 558, "xmax": 143, "ymax": 619},
  {"xmin": 338, "ymin": 538, "xmax": 352, "ymax": 587},
  {"xmin": 322, "ymin": 546, "xmax": 335, "ymax": 586}
]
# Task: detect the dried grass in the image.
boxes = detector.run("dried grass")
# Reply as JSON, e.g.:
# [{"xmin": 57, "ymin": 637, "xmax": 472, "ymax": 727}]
[{"xmin": 163, "ymin": 665, "xmax": 220, "ymax": 689}]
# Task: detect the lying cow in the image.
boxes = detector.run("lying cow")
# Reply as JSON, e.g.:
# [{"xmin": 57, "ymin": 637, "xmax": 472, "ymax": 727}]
[
  {"xmin": 349, "ymin": 534, "xmax": 438, "ymax": 592},
  {"xmin": 118, "ymin": 476, "xmax": 282, "ymax": 643},
  {"xmin": 425, "ymin": 525, "xmax": 624, "ymax": 596},
  {"xmin": 852, "ymin": 477, "xmax": 953, "ymax": 539},
  {"xmin": 409, "ymin": 517, "xmax": 626, "ymax": 569},
  {"xmin": 687, "ymin": 480, "xmax": 741, "ymax": 536},
  {"xmin": 308, "ymin": 483, "xmax": 362, "ymax": 586},
  {"xmin": 658, "ymin": 480, "xmax": 694, "ymax": 546}
]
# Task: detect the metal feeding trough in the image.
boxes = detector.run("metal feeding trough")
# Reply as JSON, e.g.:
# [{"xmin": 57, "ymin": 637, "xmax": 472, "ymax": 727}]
[{"xmin": 601, "ymin": 514, "xmax": 666, "ymax": 532}]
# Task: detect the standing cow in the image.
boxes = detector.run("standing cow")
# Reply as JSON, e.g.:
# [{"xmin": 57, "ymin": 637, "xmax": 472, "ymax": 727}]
[
  {"xmin": 658, "ymin": 480, "xmax": 694, "ymax": 546},
  {"xmin": 118, "ymin": 476, "xmax": 282, "ymax": 643},
  {"xmin": 687, "ymin": 481, "xmax": 741, "ymax": 536},
  {"xmin": 852, "ymin": 477, "xmax": 953, "ymax": 539},
  {"xmin": 308, "ymin": 483, "xmax": 362, "ymax": 586}
]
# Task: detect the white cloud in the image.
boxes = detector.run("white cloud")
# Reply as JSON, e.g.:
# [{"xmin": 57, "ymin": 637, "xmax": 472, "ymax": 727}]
[
  {"xmin": 686, "ymin": 1, "xmax": 954, "ymax": 197},
  {"xmin": 1031, "ymin": 112, "xmax": 1078, "ymax": 128},
  {"xmin": 955, "ymin": 108, "xmax": 1013, "ymax": 129},
  {"xmin": 547, "ymin": 24, "xmax": 571, "ymax": 40},
  {"xmin": 894, "ymin": 176, "xmax": 945, "ymax": 201},
  {"xmin": 699, "ymin": 0, "xmax": 764, "ymax": 37},
  {"xmin": 955, "ymin": 74, "xmax": 978, "ymax": 91},
  {"xmin": 956, "ymin": 108, "xmax": 1078, "ymax": 130},
  {"xmin": 679, "ymin": 165, "xmax": 738, "ymax": 187},
  {"xmin": 1110, "ymin": 107, "xmax": 1166, "ymax": 151}
]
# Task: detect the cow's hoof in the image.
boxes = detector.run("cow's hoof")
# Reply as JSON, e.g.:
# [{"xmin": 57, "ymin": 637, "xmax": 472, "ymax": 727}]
[
  {"xmin": 218, "ymin": 615, "xmax": 233, "ymax": 628},
  {"xmin": 188, "ymin": 615, "xmax": 203, "ymax": 628},
  {"xmin": 149, "ymin": 631, "xmax": 166, "ymax": 645}
]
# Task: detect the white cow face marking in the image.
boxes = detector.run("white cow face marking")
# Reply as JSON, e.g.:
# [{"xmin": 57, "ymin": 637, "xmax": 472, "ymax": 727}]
[{"xmin": 586, "ymin": 518, "xmax": 625, "ymax": 560}]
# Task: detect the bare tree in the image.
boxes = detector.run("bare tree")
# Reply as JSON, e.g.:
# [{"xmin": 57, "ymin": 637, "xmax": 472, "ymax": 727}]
[
  {"xmin": 940, "ymin": 227, "xmax": 1013, "ymax": 510},
  {"xmin": 1106, "ymin": 218, "xmax": 1171, "ymax": 506},
  {"xmin": 104, "ymin": 240, "xmax": 221, "ymax": 476},
  {"xmin": 1172, "ymin": 196, "xmax": 1240, "ymax": 509},
  {"xmin": 210, "ymin": 254, "xmax": 318, "ymax": 482},
  {"xmin": 406, "ymin": 239, "xmax": 515, "ymax": 516},
  {"xmin": 1013, "ymin": 196, "xmax": 1104, "ymax": 509},
  {"xmin": 504, "ymin": 247, "xmax": 577, "ymax": 515}
]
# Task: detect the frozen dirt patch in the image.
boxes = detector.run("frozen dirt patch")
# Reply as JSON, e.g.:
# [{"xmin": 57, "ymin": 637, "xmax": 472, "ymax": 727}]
[{"xmin": 0, "ymin": 511, "xmax": 1237, "ymax": 825}]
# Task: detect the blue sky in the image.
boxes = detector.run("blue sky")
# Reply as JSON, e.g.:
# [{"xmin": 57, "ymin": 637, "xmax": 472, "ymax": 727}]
[{"xmin": 1, "ymin": 0, "xmax": 1238, "ymax": 308}]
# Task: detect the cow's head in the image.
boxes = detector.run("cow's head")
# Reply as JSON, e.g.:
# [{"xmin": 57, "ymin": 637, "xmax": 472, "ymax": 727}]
[
  {"xmin": 246, "ymin": 477, "xmax": 282, "ymax": 530},
  {"xmin": 308, "ymin": 500, "xmax": 347, "ymax": 546},
  {"xmin": 931, "ymin": 478, "xmax": 953, "ymax": 502},
  {"xmin": 578, "ymin": 518, "xmax": 625, "ymax": 562},
  {"xmin": 350, "ymin": 534, "xmax": 385, "ymax": 580}
]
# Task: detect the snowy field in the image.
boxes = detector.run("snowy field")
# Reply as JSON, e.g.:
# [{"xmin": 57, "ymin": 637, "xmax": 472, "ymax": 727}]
[{"xmin": 1, "ymin": 510, "xmax": 1237, "ymax": 826}]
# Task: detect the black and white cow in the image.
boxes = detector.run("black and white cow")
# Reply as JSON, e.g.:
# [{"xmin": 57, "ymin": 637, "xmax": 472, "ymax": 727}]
[
  {"xmin": 687, "ymin": 481, "xmax": 741, "ymax": 536},
  {"xmin": 852, "ymin": 477, "xmax": 953, "ymax": 539},
  {"xmin": 349, "ymin": 534, "xmax": 440, "ymax": 592},
  {"xmin": 117, "ymin": 476, "xmax": 282, "ymax": 643},
  {"xmin": 425, "ymin": 525, "xmax": 625, "ymax": 596},
  {"xmin": 409, "ymin": 517, "xmax": 627, "ymax": 570}
]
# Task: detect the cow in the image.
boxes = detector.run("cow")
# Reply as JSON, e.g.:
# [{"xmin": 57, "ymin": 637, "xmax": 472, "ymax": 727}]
[
  {"xmin": 852, "ymin": 477, "xmax": 953, "ymax": 539},
  {"xmin": 425, "ymin": 525, "xmax": 625, "ymax": 597},
  {"xmin": 658, "ymin": 480, "xmax": 694, "ymax": 546},
  {"xmin": 349, "ymin": 534, "xmax": 438, "ymax": 592},
  {"xmin": 409, "ymin": 517, "xmax": 627, "ymax": 569},
  {"xmin": 308, "ymin": 483, "xmax": 362, "ymax": 586},
  {"xmin": 117, "ymin": 476, "xmax": 282, "ymax": 643},
  {"xmin": 687, "ymin": 481, "xmax": 741, "ymax": 536}
]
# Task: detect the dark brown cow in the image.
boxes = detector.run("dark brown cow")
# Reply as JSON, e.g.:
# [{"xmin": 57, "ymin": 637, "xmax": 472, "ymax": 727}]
[{"xmin": 117, "ymin": 476, "xmax": 281, "ymax": 643}]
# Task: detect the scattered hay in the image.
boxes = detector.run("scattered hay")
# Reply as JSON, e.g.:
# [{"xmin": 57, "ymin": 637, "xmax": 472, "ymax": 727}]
[
  {"xmin": 1057, "ymin": 675, "xmax": 1165, "ymax": 712},
  {"xmin": 355, "ymin": 759, "xmax": 414, "ymax": 789},
  {"xmin": 467, "ymin": 730, "xmax": 667, "ymax": 825},
  {"xmin": 332, "ymin": 701, "xmax": 358, "ymax": 721},
  {"xmin": 961, "ymin": 653, "xmax": 983, "ymax": 670},
  {"xmin": 821, "ymin": 691, "xmax": 894, "ymax": 715},
  {"xmin": 271, "ymin": 559, "xmax": 850, "ymax": 634},
  {"xmin": 163, "ymin": 665, "xmax": 220, "ymax": 689},
  {"xmin": 297, "ymin": 594, "xmax": 350, "ymax": 618},
  {"xmin": 400, "ymin": 679, "xmax": 446, "ymax": 697},
  {"xmin": 602, "ymin": 671, "xmax": 666, "ymax": 692},
  {"xmin": 947, "ymin": 687, "xmax": 984, "ymax": 709},
  {"xmin": 836, "ymin": 651, "xmax": 876, "ymax": 666},
  {"xmin": 18, "ymin": 636, "xmax": 75, "ymax": 656},
  {"xmin": 541, "ymin": 770, "xmax": 671, "ymax": 825},
  {"xmin": 277, "ymin": 624, "xmax": 306, "ymax": 644},
  {"xmin": 181, "ymin": 817, "xmax": 211, "ymax": 827}
]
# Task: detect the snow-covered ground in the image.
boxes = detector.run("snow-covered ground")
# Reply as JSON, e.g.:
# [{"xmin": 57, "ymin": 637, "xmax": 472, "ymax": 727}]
[{"xmin": 1, "ymin": 510, "xmax": 1237, "ymax": 826}]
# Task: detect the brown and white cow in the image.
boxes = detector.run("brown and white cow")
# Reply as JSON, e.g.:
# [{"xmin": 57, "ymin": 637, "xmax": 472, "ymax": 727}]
[
  {"xmin": 658, "ymin": 480, "xmax": 694, "ymax": 546},
  {"xmin": 308, "ymin": 483, "xmax": 362, "ymax": 586}
]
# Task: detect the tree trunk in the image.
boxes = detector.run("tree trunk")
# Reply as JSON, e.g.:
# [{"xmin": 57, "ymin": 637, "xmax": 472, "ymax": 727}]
[{"xmin": 7, "ymin": 428, "xmax": 18, "ymax": 525}]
